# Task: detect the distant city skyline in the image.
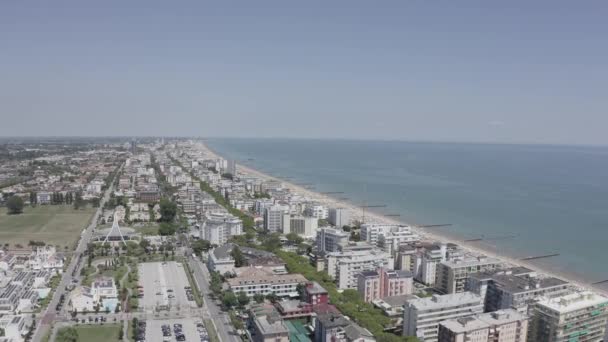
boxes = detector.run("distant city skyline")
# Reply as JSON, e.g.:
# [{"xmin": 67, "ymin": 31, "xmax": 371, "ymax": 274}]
[{"xmin": 1, "ymin": 1, "xmax": 607, "ymax": 145}]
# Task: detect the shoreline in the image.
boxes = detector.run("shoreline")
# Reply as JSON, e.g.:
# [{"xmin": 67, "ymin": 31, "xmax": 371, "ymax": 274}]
[{"xmin": 201, "ymin": 143, "xmax": 607, "ymax": 297}]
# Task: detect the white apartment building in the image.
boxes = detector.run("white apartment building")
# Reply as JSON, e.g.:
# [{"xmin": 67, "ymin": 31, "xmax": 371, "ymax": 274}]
[
  {"xmin": 415, "ymin": 245, "xmax": 446, "ymax": 286},
  {"xmin": 264, "ymin": 204, "xmax": 289, "ymax": 233},
  {"xmin": 304, "ymin": 204, "xmax": 329, "ymax": 220},
  {"xmin": 316, "ymin": 227, "xmax": 350, "ymax": 254},
  {"xmin": 326, "ymin": 249, "xmax": 394, "ymax": 289},
  {"xmin": 528, "ymin": 290, "xmax": 608, "ymax": 342},
  {"xmin": 328, "ymin": 208, "xmax": 350, "ymax": 228},
  {"xmin": 284, "ymin": 215, "xmax": 318, "ymax": 238},
  {"xmin": 438, "ymin": 309, "xmax": 528, "ymax": 342},
  {"xmin": 403, "ymin": 292, "xmax": 484, "ymax": 342},
  {"xmin": 227, "ymin": 267, "xmax": 307, "ymax": 297},
  {"xmin": 377, "ymin": 227, "xmax": 420, "ymax": 256},
  {"xmin": 361, "ymin": 224, "xmax": 412, "ymax": 246},
  {"xmin": 437, "ymin": 256, "xmax": 501, "ymax": 294},
  {"xmin": 202, "ymin": 212, "xmax": 243, "ymax": 245}
]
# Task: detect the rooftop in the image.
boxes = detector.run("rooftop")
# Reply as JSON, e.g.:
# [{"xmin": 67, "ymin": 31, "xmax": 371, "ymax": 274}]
[
  {"xmin": 477, "ymin": 309, "xmax": 528, "ymax": 325},
  {"xmin": 440, "ymin": 316, "xmax": 490, "ymax": 334},
  {"xmin": 306, "ymin": 281, "xmax": 328, "ymax": 295},
  {"xmin": 228, "ymin": 267, "xmax": 307, "ymax": 286},
  {"xmin": 441, "ymin": 256, "xmax": 501, "ymax": 268},
  {"xmin": 212, "ymin": 243, "xmax": 235, "ymax": 260},
  {"xmin": 537, "ymin": 290, "xmax": 608, "ymax": 313},
  {"xmin": 407, "ymin": 292, "xmax": 482, "ymax": 310}
]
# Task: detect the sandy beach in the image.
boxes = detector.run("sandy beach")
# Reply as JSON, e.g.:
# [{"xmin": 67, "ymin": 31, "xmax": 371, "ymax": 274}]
[{"xmin": 200, "ymin": 143, "xmax": 607, "ymax": 297}]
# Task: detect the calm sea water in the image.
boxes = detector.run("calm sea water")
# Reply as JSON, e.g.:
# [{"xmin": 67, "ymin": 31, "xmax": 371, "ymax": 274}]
[{"xmin": 207, "ymin": 138, "xmax": 608, "ymax": 285}]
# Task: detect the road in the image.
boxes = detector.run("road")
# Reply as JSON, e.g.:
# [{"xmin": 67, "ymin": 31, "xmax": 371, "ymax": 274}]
[
  {"xmin": 32, "ymin": 164, "xmax": 123, "ymax": 342},
  {"xmin": 188, "ymin": 257, "xmax": 240, "ymax": 342}
]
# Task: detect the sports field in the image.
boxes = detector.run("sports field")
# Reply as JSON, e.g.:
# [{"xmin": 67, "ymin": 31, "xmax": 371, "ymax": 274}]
[{"xmin": 0, "ymin": 205, "xmax": 95, "ymax": 249}]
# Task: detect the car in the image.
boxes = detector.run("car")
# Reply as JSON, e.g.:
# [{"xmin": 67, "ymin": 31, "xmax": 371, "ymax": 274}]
[
  {"xmin": 168, "ymin": 294, "xmax": 175, "ymax": 298},
  {"xmin": 156, "ymin": 292, "xmax": 162, "ymax": 295},
  {"xmin": 167, "ymin": 289, "xmax": 173, "ymax": 292}
]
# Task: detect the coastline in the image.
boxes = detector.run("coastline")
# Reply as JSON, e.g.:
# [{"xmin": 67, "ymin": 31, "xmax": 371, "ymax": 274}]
[{"xmin": 201, "ymin": 143, "xmax": 607, "ymax": 297}]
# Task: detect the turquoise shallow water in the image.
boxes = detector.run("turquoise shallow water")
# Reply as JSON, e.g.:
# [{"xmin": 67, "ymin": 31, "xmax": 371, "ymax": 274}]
[{"xmin": 207, "ymin": 138, "xmax": 608, "ymax": 285}]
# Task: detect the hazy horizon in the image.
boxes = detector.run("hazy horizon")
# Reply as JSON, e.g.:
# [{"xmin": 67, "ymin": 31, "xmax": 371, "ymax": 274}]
[{"xmin": 2, "ymin": 1, "xmax": 607, "ymax": 145}]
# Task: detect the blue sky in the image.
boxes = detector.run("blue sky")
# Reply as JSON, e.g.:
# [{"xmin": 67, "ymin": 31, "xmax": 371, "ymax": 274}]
[{"xmin": 1, "ymin": 1, "xmax": 607, "ymax": 145}]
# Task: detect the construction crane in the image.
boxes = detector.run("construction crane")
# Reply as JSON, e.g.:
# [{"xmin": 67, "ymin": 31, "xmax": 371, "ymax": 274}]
[
  {"xmin": 321, "ymin": 192, "xmax": 345, "ymax": 195},
  {"xmin": 384, "ymin": 214, "xmax": 401, "ymax": 217}
]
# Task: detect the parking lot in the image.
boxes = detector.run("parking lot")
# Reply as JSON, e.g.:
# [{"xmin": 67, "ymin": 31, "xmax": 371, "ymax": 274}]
[
  {"xmin": 139, "ymin": 261, "xmax": 196, "ymax": 311},
  {"xmin": 145, "ymin": 318, "xmax": 209, "ymax": 342}
]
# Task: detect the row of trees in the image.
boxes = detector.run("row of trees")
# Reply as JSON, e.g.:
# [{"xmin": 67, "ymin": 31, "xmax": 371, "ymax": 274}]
[{"xmin": 29, "ymin": 191, "xmax": 79, "ymax": 205}]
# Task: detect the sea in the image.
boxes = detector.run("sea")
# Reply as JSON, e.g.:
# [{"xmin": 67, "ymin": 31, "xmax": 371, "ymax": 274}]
[{"xmin": 207, "ymin": 138, "xmax": 608, "ymax": 287}]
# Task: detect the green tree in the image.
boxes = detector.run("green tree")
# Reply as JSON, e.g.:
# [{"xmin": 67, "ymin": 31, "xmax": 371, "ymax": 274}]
[
  {"xmin": 253, "ymin": 293, "xmax": 265, "ymax": 303},
  {"xmin": 29, "ymin": 192, "xmax": 37, "ymax": 206},
  {"xmin": 286, "ymin": 232, "xmax": 303, "ymax": 245},
  {"xmin": 56, "ymin": 327, "xmax": 79, "ymax": 342},
  {"xmin": 6, "ymin": 195, "xmax": 24, "ymax": 215},
  {"xmin": 261, "ymin": 233, "xmax": 282, "ymax": 252},
  {"xmin": 231, "ymin": 246, "xmax": 246, "ymax": 267},
  {"xmin": 73, "ymin": 191, "xmax": 84, "ymax": 209},
  {"xmin": 222, "ymin": 291, "xmax": 238, "ymax": 308},
  {"xmin": 237, "ymin": 291, "xmax": 250, "ymax": 307},
  {"xmin": 265, "ymin": 293, "xmax": 278, "ymax": 303},
  {"xmin": 158, "ymin": 223, "xmax": 177, "ymax": 236},
  {"xmin": 159, "ymin": 198, "xmax": 177, "ymax": 222},
  {"xmin": 191, "ymin": 240, "xmax": 211, "ymax": 256},
  {"xmin": 139, "ymin": 239, "xmax": 150, "ymax": 250}
]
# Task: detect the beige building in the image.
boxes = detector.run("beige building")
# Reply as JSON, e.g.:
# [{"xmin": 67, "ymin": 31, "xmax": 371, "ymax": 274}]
[
  {"xmin": 438, "ymin": 309, "xmax": 528, "ymax": 342},
  {"xmin": 227, "ymin": 267, "xmax": 307, "ymax": 297},
  {"xmin": 357, "ymin": 268, "xmax": 413, "ymax": 303},
  {"xmin": 436, "ymin": 256, "xmax": 501, "ymax": 294}
]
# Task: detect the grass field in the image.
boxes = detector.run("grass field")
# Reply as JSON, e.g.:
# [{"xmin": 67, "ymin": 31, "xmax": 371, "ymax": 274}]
[
  {"xmin": 58, "ymin": 324, "xmax": 122, "ymax": 342},
  {"xmin": 0, "ymin": 205, "xmax": 95, "ymax": 248}
]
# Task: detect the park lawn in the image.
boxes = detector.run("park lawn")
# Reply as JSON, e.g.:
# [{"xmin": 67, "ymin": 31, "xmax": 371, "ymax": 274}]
[
  {"xmin": 73, "ymin": 324, "xmax": 122, "ymax": 342},
  {"xmin": 132, "ymin": 223, "xmax": 160, "ymax": 236},
  {"xmin": 0, "ymin": 205, "xmax": 95, "ymax": 249}
]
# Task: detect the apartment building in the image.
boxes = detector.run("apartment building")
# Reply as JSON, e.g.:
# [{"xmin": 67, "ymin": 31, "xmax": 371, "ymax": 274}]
[
  {"xmin": 528, "ymin": 290, "xmax": 608, "ymax": 342},
  {"xmin": 284, "ymin": 215, "xmax": 318, "ymax": 238},
  {"xmin": 357, "ymin": 268, "xmax": 413, "ymax": 303},
  {"xmin": 466, "ymin": 267, "xmax": 571, "ymax": 313},
  {"xmin": 377, "ymin": 228, "xmax": 420, "ymax": 256},
  {"xmin": 326, "ymin": 249, "xmax": 394, "ymax": 289},
  {"xmin": 360, "ymin": 224, "xmax": 399, "ymax": 246},
  {"xmin": 201, "ymin": 212, "xmax": 243, "ymax": 245},
  {"xmin": 315, "ymin": 313, "xmax": 376, "ymax": 342},
  {"xmin": 328, "ymin": 208, "xmax": 350, "ymax": 228},
  {"xmin": 264, "ymin": 204, "xmax": 289, "ymax": 233},
  {"xmin": 438, "ymin": 309, "xmax": 528, "ymax": 342},
  {"xmin": 316, "ymin": 227, "xmax": 350, "ymax": 254},
  {"xmin": 436, "ymin": 256, "xmax": 501, "ymax": 294},
  {"xmin": 403, "ymin": 292, "xmax": 484, "ymax": 342},
  {"xmin": 304, "ymin": 204, "xmax": 328, "ymax": 220},
  {"xmin": 227, "ymin": 267, "xmax": 307, "ymax": 297}
]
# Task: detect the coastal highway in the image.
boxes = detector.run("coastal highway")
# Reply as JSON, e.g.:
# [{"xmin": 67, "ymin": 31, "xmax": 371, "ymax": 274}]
[
  {"xmin": 188, "ymin": 256, "xmax": 240, "ymax": 342},
  {"xmin": 32, "ymin": 164, "xmax": 123, "ymax": 342}
]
